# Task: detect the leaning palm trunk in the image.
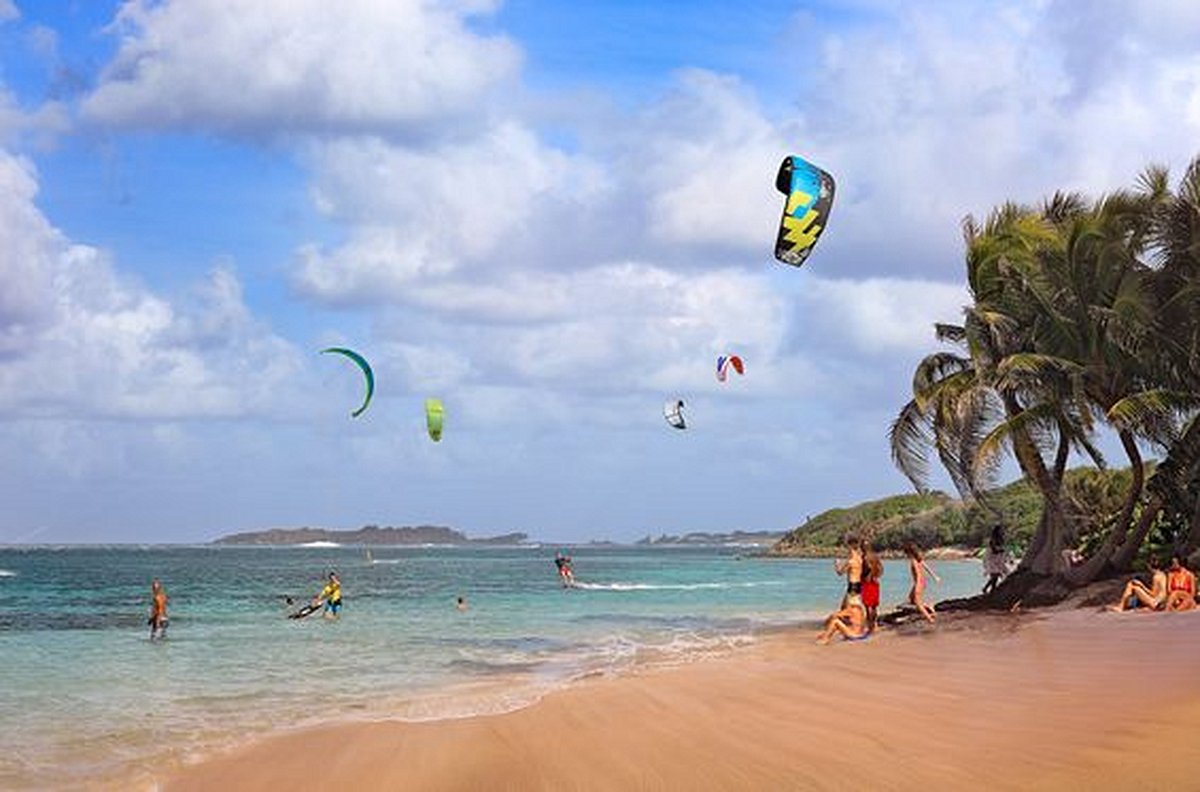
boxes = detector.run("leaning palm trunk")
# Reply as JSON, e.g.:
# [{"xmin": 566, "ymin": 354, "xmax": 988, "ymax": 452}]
[
  {"xmin": 1187, "ymin": 495, "xmax": 1200, "ymax": 554},
  {"xmin": 1111, "ymin": 495, "xmax": 1163, "ymax": 571},
  {"xmin": 1064, "ymin": 431, "xmax": 1146, "ymax": 584}
]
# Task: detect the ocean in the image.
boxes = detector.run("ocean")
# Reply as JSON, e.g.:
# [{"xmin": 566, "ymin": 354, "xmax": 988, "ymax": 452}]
[{"xmin": 0, "ymin": 545, "xmax": 983, "ymax": 790}]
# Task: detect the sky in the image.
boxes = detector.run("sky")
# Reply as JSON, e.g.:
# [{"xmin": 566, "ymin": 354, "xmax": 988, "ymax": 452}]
[{"xmin": 2, "ymin": 0, "xmax": 1200, "ymax": 544}]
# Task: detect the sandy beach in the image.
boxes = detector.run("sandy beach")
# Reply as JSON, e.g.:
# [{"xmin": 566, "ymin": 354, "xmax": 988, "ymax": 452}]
[{"xmin": 167, "ymin": 606, "xmax": 1200, "ymax": 792}]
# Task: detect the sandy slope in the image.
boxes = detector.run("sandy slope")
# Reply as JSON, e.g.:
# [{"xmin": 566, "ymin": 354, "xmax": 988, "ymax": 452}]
[{"xmin": 166, "ymin": 608, "xmax": 1200, "ymax": 791}]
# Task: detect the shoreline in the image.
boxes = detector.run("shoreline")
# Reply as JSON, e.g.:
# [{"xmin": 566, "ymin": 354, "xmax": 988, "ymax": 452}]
[{"xmin": 165, "ymin": 606, "xmax": 1200, "ymax": 791}]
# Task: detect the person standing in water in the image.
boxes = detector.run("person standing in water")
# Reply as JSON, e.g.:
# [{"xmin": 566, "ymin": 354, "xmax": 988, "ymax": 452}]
[
  {"xmin": 148, "ymin": 579, "xmax": 169, "ymax": 641},
  {"xmin": 903, "ymin": 542, "xmax": 941, "ymax": 622},
  {"xmin": 861, "ymin": 540, "xmax": 884, "ymax": 633},
  {"xmin": 313, "ymin": 572, "xmax": 342, "ymax": 619}
]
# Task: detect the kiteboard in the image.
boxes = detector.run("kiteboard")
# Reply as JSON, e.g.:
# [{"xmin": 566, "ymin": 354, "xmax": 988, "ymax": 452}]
[{"xmin": 287, "ymin": 602, "xmax": 323, "ymax": 620}]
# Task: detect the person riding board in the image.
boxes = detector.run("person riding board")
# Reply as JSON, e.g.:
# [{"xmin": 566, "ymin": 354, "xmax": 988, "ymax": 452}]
[{"xmin": 554, "ymin": 552, "xmax": 575, "ymax": 587}]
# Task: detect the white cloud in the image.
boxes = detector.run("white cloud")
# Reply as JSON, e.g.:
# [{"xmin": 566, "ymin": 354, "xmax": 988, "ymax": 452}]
[
  {"xmin": 0, "ymin": 148, "xmax": 302, "ymax": 421},
  {"xmin": 293, "ymin": 123, "xmax": 599, "ymax": 302},
  {"xmin": 0, "ymin": 1, "xmax": 17, "ymax": 22},
  {"xmin": 627, "ymin": 70, "xmax": 787, "ymax": 251},
  {"xmin": 0, "ymin": 87, "xmax": 69, "ymax": 148},
  {"xmin": 82, "ymin": 0, "xmax": 520, "ymax": 137},
  {"xmin": 796, "ymin": 277, "xmax": 968, "ymax": 355}
]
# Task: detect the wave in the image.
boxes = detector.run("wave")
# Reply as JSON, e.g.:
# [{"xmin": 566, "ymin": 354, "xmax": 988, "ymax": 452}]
[
  {"xmin": 572, "ymin": 580, "xmax": 785, "ymax": 592},
  {"xmin": 298, "ymin": 541, "xmax": 340, "ymax": 548},
  {"xmin": 0, "ymin": 569, "xmax": 15, "ymax": 577},
  {"xmin": 368, "ymin": 559, "xmax": 402, "ymax": 565}
]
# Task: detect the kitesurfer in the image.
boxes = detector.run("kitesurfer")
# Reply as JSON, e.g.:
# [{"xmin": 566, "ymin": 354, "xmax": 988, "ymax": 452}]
[
  {"xmin": 554, "ymin": 552, "xmax": 575, "ymax": 588},
  {"xmin": 148, "ymin": 579, "xmax": 169, "ymax": 641},
  {"xmin": 312, "ymin": 572, "xmax": 343, "ymax": 619}
]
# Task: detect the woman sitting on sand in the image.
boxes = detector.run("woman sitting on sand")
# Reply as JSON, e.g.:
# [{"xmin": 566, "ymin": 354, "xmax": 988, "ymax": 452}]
[
  {"xmin": 1165, "ymin": 555, "xmax": 1197, "ymax": 612},
  {"xmin": 1109, "ymin": 557, "xmax": 1167, "ymax": 612},
  {"xmin": 903, "ymin": 542, "xmax": 940, "ymax": 622},
  {"xmin": 816, "ymin": 593, "xmax": 868, "ymax": 644}
]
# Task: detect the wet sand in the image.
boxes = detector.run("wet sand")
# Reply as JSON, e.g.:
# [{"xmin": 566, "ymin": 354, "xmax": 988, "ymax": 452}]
[{"xmin": 167, "ymin": 608, "xmax": 1200, "ymax": 791}]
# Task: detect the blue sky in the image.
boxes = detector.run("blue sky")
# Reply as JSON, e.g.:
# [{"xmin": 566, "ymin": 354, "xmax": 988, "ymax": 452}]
[{"xmin": 2, "ymin": 0, "xmax": 1200, "ymax": 544}]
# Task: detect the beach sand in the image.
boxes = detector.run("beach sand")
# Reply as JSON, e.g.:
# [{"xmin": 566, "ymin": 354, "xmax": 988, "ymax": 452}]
[{"xmin": 167, "ymin": 607, "xmax": 1200, "ymax": 791}]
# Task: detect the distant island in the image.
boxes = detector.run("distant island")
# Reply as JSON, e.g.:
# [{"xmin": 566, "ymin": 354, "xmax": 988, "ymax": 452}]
[
  {"xmin": 214, "ymin": 525, "xmax": 529, "ymax": 546},
  {"xmin": 636, "ymin": 530, "xmax": 784, "ymax": 546}
]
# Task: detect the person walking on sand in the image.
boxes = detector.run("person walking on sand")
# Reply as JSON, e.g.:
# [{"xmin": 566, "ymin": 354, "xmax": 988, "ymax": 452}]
[
  {"xmin": 816, "ymin": 593, "xmax": 868, "ymax": 644},
  {"xmin": 148, "ymin": 579, "xmax": 169, "ymax": 641},
  {"xmin": 834, "ymin": 535, "xmax": 864, "ymax": 607},
  {"xmin": 1165, "ymin": 555, "xmax": 1196, "ymax": 612},
  {"xmin": 982, "ymin": 525, "xmax": 1009, "ymax": 596},
  {"xmin": 903, "ymin": 542, "xmax": 941, "ymax": 622},
  {"xmin": 861, "ymin": 540, "xmax": 884, "ymax": 633},
  {"xmin": 1108, "ymin": 557, "xmax": 1167, "ymax": 612}
]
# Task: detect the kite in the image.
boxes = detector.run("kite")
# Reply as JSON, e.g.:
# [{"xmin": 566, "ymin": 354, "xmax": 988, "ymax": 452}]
[
  {"xmin": 664, "ymin": 399, "xmax": 687, "ymax": 430},
  {"xmin": 425, "ymin": 398, "xmax": 444, "ymax": 442},
  {"xmin": 716, "ymin": 355, "xmax": 744, "ymax": 383},
  {"xmin": 773, "ymin": 155, "xmax": 835, "ymax": 268},
  {"xmin": 321, "ymin": 347, "xmax": 374, "ymax": 417}
]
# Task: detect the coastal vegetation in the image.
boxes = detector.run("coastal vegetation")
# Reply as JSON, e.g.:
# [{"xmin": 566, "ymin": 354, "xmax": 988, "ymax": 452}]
[
  {"xmin": 770, "ymin": 466, "xmax": 1132, "ymax": 557},
  {"xmin": 889, "ymin": 155, "xmax": 1200, "ymax": 605}
]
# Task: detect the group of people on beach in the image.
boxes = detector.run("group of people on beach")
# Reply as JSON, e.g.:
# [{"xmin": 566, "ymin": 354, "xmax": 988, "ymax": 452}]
[
  {"xmin": 1109, "ymin": 554, "xmax": 1197, "ymax": 613},
  {"xmin": 816, "ymin": 536, "xmax": 941, "ymax": 644}
]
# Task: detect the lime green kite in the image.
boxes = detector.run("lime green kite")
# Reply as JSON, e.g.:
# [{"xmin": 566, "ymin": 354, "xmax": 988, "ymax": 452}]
[{"xmin": 425, "ymin": 398, "xmax": 445, "ymax": 442}]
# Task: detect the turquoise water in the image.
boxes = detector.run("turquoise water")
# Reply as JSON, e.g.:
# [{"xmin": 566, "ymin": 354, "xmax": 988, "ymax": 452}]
[{"xmin": 0, "ymin": 545, "xmax": 983, "ymax": 789}]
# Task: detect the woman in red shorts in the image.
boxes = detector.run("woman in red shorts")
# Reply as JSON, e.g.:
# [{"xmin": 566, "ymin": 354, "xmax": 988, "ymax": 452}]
[{"xmin": 861, "ymin": 541, "xmax": 883, "ymax": 633}]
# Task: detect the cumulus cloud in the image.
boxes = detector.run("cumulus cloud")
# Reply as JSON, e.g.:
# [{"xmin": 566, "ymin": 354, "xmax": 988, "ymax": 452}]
[
  {"xmin": 293, "ymin": 123, "xmax": 599, "ymax": 302},
  {"xmin": 795, "ymin": 276, "xmax": 968, "ymax": 356},
  {"xmin": 0, "ymin": 148, "xmax": 302, "ymax": 420},
  {"xmin": 82, "ymin": 0, "xmax": 520, "ymax": 137},
  {"xmin": 623, "ymin": 70, "xmax": 787, "ymax": 252},
  {"xmin": 0, "ymin": 87, "xmax": 69, "ymax": 148},
  {"xmin": 780, "ymin": 1, "xmax": 1200, "ymax": 279}
]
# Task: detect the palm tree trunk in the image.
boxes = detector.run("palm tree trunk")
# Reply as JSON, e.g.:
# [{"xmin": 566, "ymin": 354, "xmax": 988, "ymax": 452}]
[
  {"xmin": 1186, "ymin": 492, "xmax": 1200, "ymax": 554},
  {"xmin": 1111, "ymin": 495, "xmax": 1163, "ymax": 571},
  {"xmin": 1010, "ymin": 410, "xmax": 1068, "ymax": 575},
  {"xmin": 1064, "ymin": 430, "xmax": 1146, "ymax": 585}
]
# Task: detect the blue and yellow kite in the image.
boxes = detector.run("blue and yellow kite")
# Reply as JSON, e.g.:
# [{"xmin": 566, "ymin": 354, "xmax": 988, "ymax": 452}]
[{"xmin": 773, "ymin": 155, "xmax": 835, "ymax": 268}]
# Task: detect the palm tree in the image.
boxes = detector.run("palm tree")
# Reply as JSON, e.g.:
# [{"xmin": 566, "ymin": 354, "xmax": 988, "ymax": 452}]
[{"xmin": 894, "ymin": 171, "xmax": 1183, "ymax": 583}]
